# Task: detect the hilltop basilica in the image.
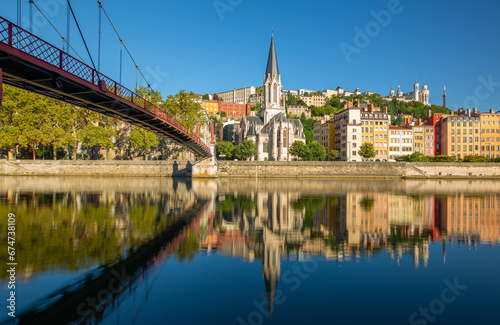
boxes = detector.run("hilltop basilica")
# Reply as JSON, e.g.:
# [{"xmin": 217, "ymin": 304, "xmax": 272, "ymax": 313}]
[{"xmin": 240, "ymin": 35, "xmax": 305, "ymax": 161}]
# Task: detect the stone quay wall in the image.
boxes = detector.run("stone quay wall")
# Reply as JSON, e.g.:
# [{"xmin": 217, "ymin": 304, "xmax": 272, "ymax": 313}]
[
  {"xmin": 0, "ymin": 159, "xmax": 193, "ymax": 177},
  {"xmin": 216, "ymin": 161, "xmax": 500, "ymax": 179},
  {"xmin": 1, "ymin": 159, "xmax": 500, "ymax": 178}
]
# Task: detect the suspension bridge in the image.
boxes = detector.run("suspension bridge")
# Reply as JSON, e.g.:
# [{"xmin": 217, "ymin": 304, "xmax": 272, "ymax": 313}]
[{"xmin": 0, "ymin": 2, "xmax": 212, "ymax": 158}]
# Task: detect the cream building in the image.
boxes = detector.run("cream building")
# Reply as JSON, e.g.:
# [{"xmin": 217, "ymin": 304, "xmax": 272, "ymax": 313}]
[
  {"xmin": 215, "ymin": 86, "xmax": 255, "ymax": 104},
  {"xmin": 388, "ymin": 126, "xmax": 413, "ymax": 161}
]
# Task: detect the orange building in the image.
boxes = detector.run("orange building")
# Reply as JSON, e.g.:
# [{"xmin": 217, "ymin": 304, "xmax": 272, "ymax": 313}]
[{"xmin": 218, "ymin": 101, "xmax": 251, "ymax": 118}]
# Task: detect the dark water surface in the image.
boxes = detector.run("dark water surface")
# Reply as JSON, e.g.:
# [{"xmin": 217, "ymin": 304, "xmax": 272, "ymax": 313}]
[{"xmin": 0, "ymin": 177, "xmax": 499, "ymax": 325}]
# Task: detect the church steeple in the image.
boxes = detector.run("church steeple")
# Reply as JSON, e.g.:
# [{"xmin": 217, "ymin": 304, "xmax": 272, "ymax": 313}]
[
  {"xmin": 261, "ymin": 33, "xmax": 283, "ymax": 123},
  {"xmin": 265, "ymin": 33, "xmax": 279, "ymax": 77}
]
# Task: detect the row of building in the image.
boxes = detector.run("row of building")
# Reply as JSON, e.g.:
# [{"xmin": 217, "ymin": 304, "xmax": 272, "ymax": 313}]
[
  {"xmin": 314, "ymin": 103, "xmax": 500, "ymax": 161},
  {"xmin": 211, "ymin": 81, "xmax": 436, "ymax": 108}
]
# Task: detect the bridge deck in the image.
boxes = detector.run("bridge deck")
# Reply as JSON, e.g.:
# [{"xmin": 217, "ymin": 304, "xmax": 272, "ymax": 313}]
[{"xmin": 0, "ymin": 16, "xmax": 211, "ymax": 158}]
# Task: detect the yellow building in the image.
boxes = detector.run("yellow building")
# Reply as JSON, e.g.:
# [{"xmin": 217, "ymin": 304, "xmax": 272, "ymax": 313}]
[
  {"xmin": 440, "ymin": 116, "xmax": 481, "ymax": 159},
  {"xmin": 478, "ymin": 110, "xmax": 500, "ymax": 158},
  {"xmin": 201, "ymin": 100, "xmax": 219, "ymax": 115},
  {"xmin": 313, "ymin": 117, "xmax": 336, "ymax": 155},
  {"xmin": 300, "ymin": 94, "xmax": 326, "ymax": 107},
  {"xmin": 360, "ymin": 104, "xmax": 390, "ymax": 161}
]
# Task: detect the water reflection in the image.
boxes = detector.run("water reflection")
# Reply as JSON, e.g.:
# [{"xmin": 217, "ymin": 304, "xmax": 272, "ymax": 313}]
[{"xmin": 0, "ymin": 177, "xmax": 498, "ymax": 324}]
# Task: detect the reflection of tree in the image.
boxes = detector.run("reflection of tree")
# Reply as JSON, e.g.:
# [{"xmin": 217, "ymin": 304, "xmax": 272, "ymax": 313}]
[
  {"xmin": 291, "ymin": 196, "xmax": 326, "ymax": 231},
  {"xmin": 217, "ymin": 195, "xmax": 256, "ymax": 214},
  {"xmin": 174, "ymin": 232, "xmax": 200, "ymax": 263},
  {"xmin": 0, "ymin": 192, "xmax": 188, "ymax": 280},
  {"xmin": 360, "ymin": 198, "xmax": 375, "ymax": 211}
]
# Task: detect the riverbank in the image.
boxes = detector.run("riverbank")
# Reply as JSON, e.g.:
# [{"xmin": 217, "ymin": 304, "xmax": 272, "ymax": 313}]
[{"xmin": 1, "ymin": 159, "xmax": 500, "ymax": 178}]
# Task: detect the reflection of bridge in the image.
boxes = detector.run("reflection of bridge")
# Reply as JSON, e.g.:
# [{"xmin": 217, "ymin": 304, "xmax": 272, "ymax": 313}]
[
  {"xmin": 17, "ymin": 197, "xmax": 213, "ymax": 325},
  {"xmin": 0, "ymin": 16, "xmax": 211, "ymax": 158}
]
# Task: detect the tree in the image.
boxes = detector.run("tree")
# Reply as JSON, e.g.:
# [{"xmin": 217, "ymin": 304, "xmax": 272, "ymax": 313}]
[
  {"xmin": 394, "ymin": 115, "xmax": 404, "ymax": 126},
  {"xmin": 252, "ymin": 103, "xmax": 261, "ymax": 115},
  {"xmin": 462, "ymin": 155, "xmax": 489, "ymax": 162},
  {"xmin": 396, "ymin": 152, "xmax": 429, "ymax": 162},
  {"xmin": 202, "ymin": 94, "xmax": 210, "ymax": 100},
  {"xmin": 217, "ymin": 141, "xmax": 234, "ymax": 160},
  {"xmin": 256, "ymin": 86, "xmax": 264, "ymax": 94},
  {"xmin": 165, "ymin": 90, "xmax": 205, "ymax": 131},
  {"xmin": 128, "ymin": 127, "xmax": 159, "ymax": 160},
  {"xmin": 290, "ymin": 141, "xmax": 312, "ymax": 160},
  {"xmin": 358, "ymin": 143, "xmax": 375, "ymax": 159},
  {"xmin": 329, "ymin": 149, "xmax": 339, "ymax": 161},
  {"xmin": 234, "ymin": 140, "xmax": 257, "ymax": 160},
  {"xmin": 308, "ymin": 141, "xmax": 326, "ymax": 161}
]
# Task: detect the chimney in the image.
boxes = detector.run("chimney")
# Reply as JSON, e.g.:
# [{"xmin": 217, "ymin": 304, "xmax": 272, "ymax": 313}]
[
  {"xmin": 427, "ymin": 109, "xmax": 432, "ymax": 118},
  {"xmin": 418, "ymin": 118, "xmax": 422, "ymax": 125},
  {"xmin": 382, "ymin": 106, "xmax": 387, "ymax": 113},
  {"xmin": 473, "ymin": 107, "xmax": 478, "ymax": 114},
  {"xmin": 466, "ymin": 108, "xmax": 471, "ymax": 117},
  {"xmin": 490, "ymin": 109, "xmax": 495, "ymax": 113},
  {"xmin": 347, "ymin": 101, "xmax": 353, "ymax": 108},
  {"xmin": 368, "ymin": 103, "xmax": 374, "ymax": 110}
]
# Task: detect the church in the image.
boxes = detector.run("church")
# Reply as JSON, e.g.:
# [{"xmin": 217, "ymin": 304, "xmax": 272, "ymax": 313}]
[{"xmin": 240, "ymin": 34, "xmax": 306, "ymax": 161}]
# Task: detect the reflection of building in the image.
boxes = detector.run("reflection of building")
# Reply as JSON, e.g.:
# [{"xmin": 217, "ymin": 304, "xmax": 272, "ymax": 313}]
[{"xmin": 438, "ymin": 193, "xmax": 500, "ymax": 244}]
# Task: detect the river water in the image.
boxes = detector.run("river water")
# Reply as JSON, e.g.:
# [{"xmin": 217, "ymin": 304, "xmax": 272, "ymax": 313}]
[{"xmin": 0, "ymin": 176, "xmax": 499, "ymax": 325}]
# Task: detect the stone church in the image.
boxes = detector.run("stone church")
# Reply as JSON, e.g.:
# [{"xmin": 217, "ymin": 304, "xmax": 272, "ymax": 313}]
[{"xmin": 240, "ymin": 34, "xmax": 305, "ymax": 161}]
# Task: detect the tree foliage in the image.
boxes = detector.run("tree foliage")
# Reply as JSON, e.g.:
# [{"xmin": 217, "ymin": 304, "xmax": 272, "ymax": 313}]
[
  {"xmin": 217, "ymin": 141, "xmax": 235, "ymax": 160},
  {"xmin": 329, "ymin": 149, "xmax": 339, "ymax": 161},
  {"xmin": 165, "ymin": 90, "xmax": 205, "ymax": 131},
  {"xmin": 234, "ymin": 140, "xmax": 257, "ymax": 160},
  {"xmin": 308, "ymin": 141, "xmax": 326, "ymax": 161},
  {"xmin": 358, "ymin": 143, "xmax": 376, "ymax": 159},
  {"xmin": 128, "ymin": 127, "xmax": 159, "ymax": 160}
]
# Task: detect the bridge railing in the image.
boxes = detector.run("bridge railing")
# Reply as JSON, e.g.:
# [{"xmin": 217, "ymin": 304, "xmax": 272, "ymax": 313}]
[{"xmin": 0, "ymin": 16, "xmax": 210, "ymax": 156}]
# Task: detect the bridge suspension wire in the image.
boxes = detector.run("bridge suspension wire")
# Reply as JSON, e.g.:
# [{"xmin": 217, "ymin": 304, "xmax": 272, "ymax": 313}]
[
  {"xmin": 66, "ymin": 0, "xmax": 99, "ymax": 78},
  {"xmin": 17, "ymin": 0, "xmax": 21, "ymax": 26},
  {"xmin": 29, "ymin": 0, "xmax": 33, "ymax": 33},
  {"xmin": 31, "ymin": 1, "xmax": 87, "ymax": 65},
  {"xmin": 98, "ymin": 1, "xmax": 151, "ymax": 88},
  {"xmin": 98, "ymin": 0, "xmax": 102, "ymax": 71},
  {"xmin": 66, "ymin": 0, "xmax": 71, "ymax": 54}
]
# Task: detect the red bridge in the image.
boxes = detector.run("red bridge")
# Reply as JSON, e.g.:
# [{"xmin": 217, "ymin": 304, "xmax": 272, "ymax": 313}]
[{"xmin": 0, "ymin": 16, "xmax": 212, "ymax": 158}]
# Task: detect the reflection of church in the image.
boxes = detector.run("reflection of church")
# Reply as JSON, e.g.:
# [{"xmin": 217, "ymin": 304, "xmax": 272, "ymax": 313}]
[{"xmin": 200, "ymin": 191, "xmax": 305, "ymax": 316}]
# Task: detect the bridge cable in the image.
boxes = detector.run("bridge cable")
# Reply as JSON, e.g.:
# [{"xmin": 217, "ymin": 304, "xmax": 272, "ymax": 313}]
[
  {"xmin": 31, "ymin": 1, "xmax": 88, "ymax": 65},
  {"xmin": 17, "ymin": 0, "xmax": 21, "ymax": 26},
  {"xmin": 99, "ymin": 2, "xmax": 151, "ymax": 88},
  {"xmin": 98, "ymin": 1, "xmax": 102, "ymax": 71},
  {"xmin": 66, "ymin": 0, "xmax": 71, "ymax": 54},
  {"xmin": 29, "ymin": 0, "xmax": 33, "ymax": 33},
  {"xmin": 66, "ymin": 0, "xmax": 100, "ymax": 80}
]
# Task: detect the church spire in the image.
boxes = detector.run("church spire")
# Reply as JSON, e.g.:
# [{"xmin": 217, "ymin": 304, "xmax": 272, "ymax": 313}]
[{"xmin": 265, "ymin": 33, "xmax": 279, "ymax": 76}]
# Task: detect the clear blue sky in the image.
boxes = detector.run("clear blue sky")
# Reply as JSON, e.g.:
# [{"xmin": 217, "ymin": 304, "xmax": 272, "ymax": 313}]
[{"xmin": 3, "ymin": 0, "xmax": 500, "ymax": 111}]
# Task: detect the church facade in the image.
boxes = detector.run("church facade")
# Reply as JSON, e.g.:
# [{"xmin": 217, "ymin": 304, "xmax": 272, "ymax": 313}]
[{"xmin": 240, "ymin": 35, "xmax": 305, "ymax": 161}]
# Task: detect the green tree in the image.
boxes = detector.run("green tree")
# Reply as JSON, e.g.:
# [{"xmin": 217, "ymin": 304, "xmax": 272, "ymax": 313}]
[
  {"xmin": 128, "ymin": 127, "xmax": 159, "ymax": 160},
  {"xmin": 308, "ymin": 141, "xmax": 326, "ymax": 161},
  {"xmin": 252, "ymin": 103, "xmax": 261, "ymax": 115},
  {"xmin": 358, "ymin": 143, "xmax": 375, "ymax": 160},
  {"xmin": 462, "ymin": 155, "xmax": 489, "ymax": 162},
  {"xmin": 165, "ymin": 90, "xmax": 205, "ymax": 131},
  {"xmin": 329, "ymin": 149, "xmax": 339, "ymax": 161},
  {"xmin": 202, "ymin": 94, "xmax": 210, "ymax": 100},
  {"xmin": 135, "ymin": 86, "xmax": 164, "ymax": 107},
  {"xmin": 217, "ymin": 141, "xmax": 234, "ymax": 160},
  {"xmin": 394, "ymin": 115, "xmax": 404, "ymax": 126},
  {"xmin": 256, "ymin": 86, "xmax": 264, "ymax": 94},
  {"xmin": 234, "ymin": 140, "xmax": 257, "ymax": 160},
  {"xmin": 290, "ymin": 141, "xmax": 312, "ymax": 160}
]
